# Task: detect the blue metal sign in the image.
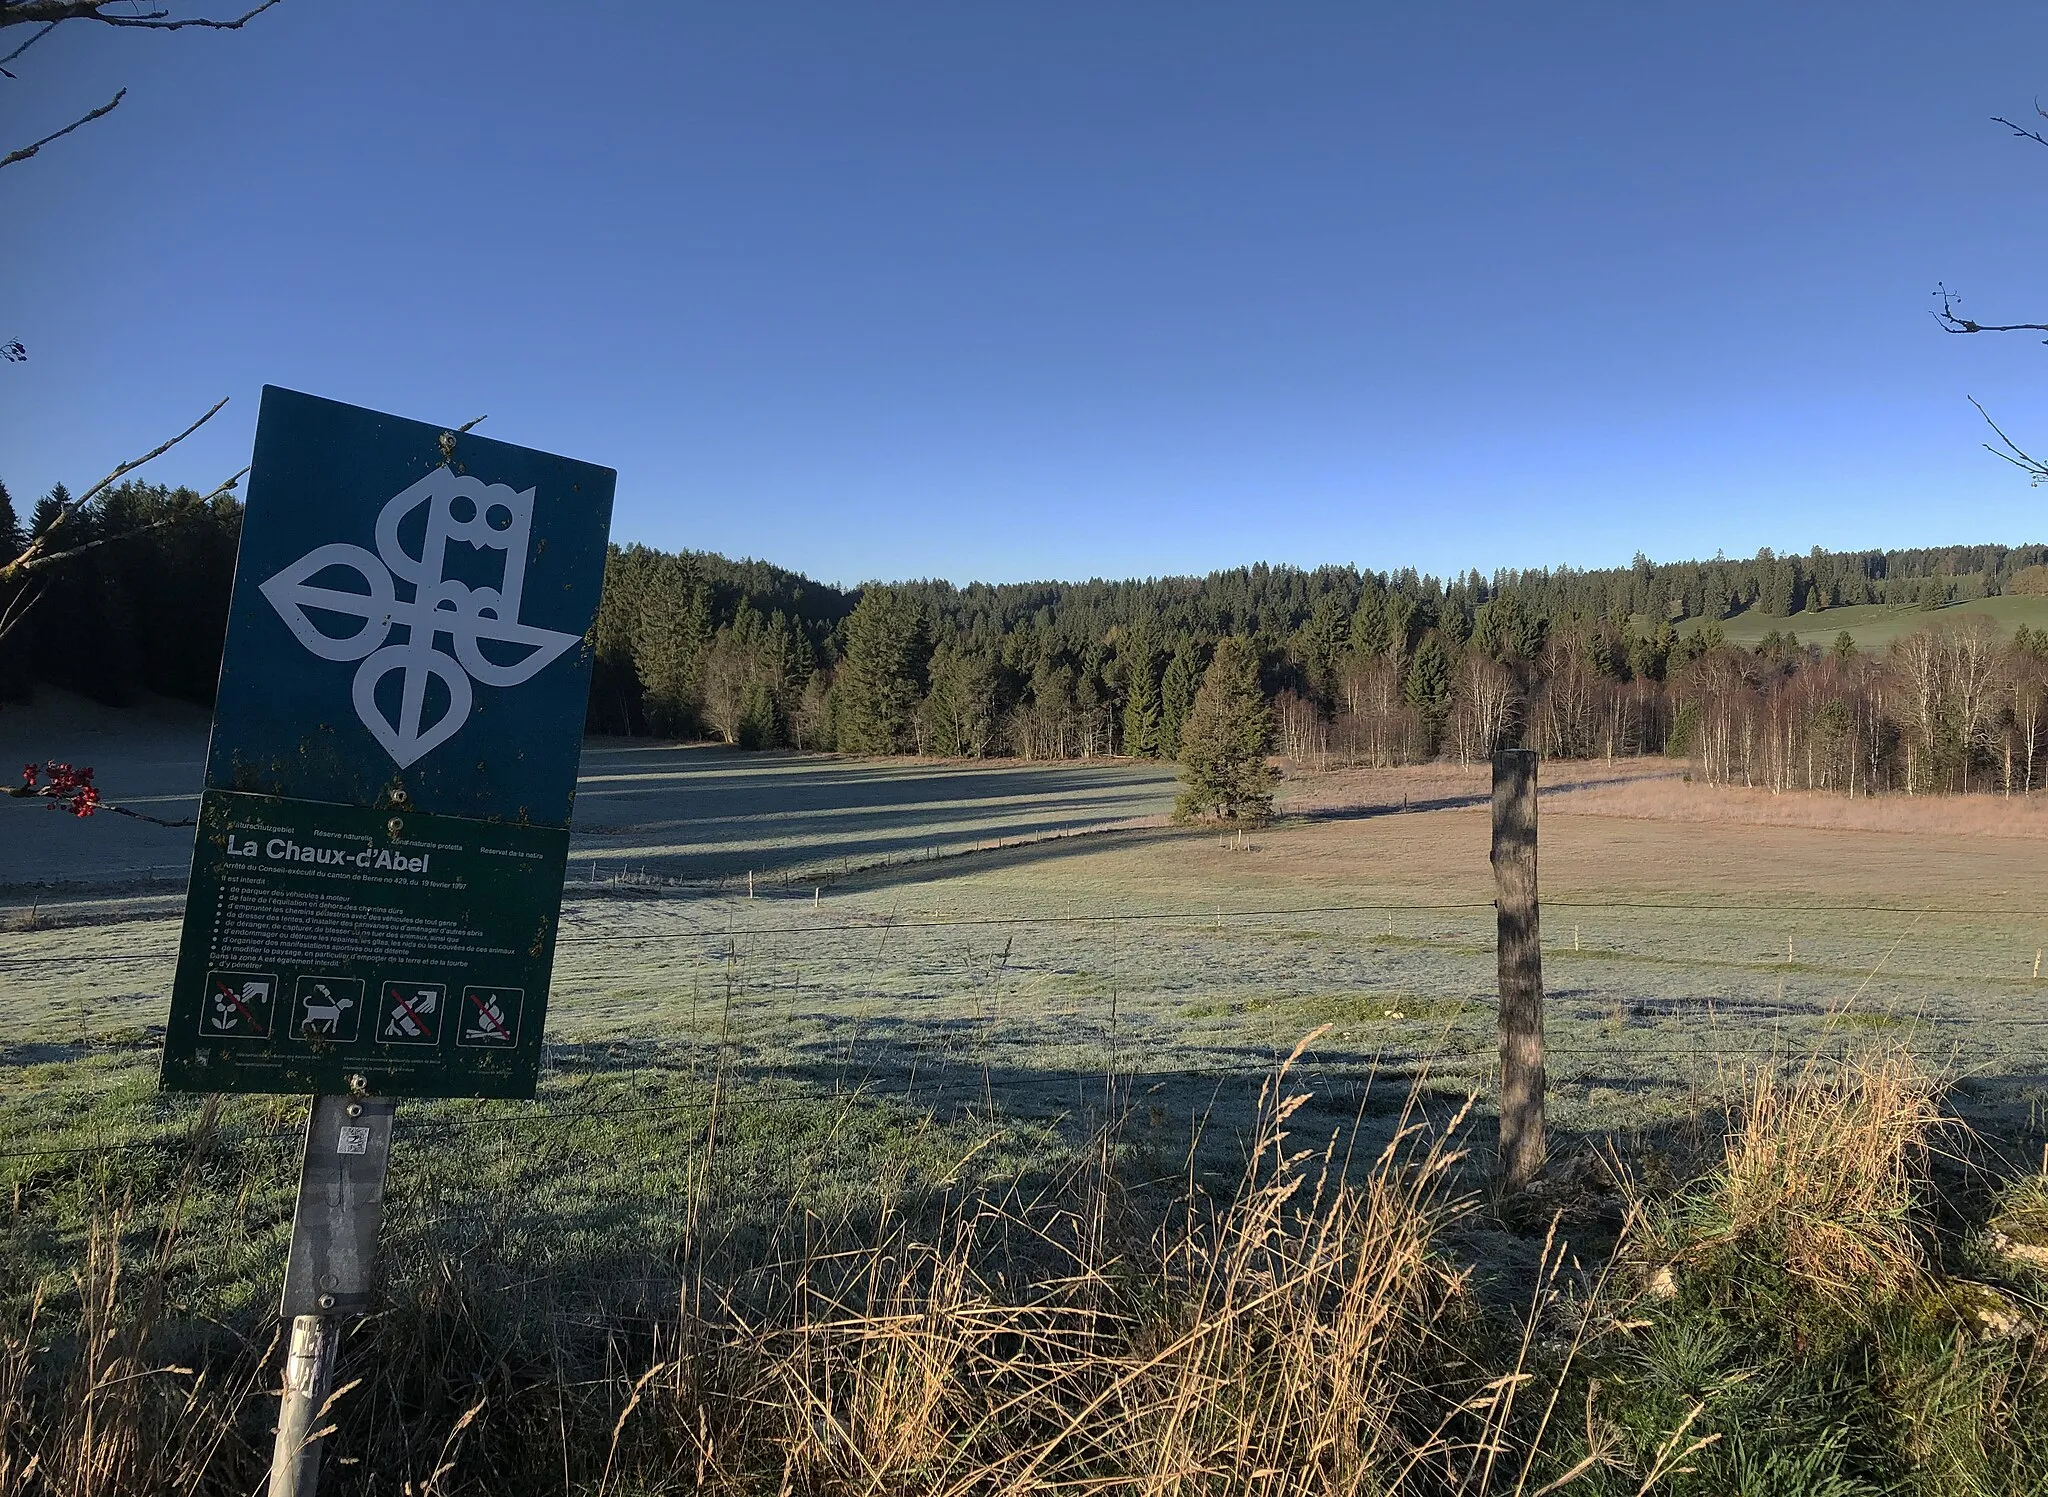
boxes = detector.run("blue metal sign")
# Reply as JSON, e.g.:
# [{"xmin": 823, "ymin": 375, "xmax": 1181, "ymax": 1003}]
[
  {"xmin": 161, "ymin": 388, "xmax": 614, "ymax": 1098},
  {"xmin": 203, "ymin": 387, "xmax": 612, "ymax": 823}
]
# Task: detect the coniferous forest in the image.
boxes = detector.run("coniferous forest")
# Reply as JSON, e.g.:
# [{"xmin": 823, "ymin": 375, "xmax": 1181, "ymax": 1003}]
[{"xmin": 10, "ymin": 476, "xmax": 2048, "ymax": 796}]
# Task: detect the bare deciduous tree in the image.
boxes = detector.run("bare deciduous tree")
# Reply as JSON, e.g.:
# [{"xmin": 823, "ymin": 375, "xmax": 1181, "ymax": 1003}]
[
  {"xmin": 2, "ymin": 1, "xmax": 284, "ymax": 174},
  {"xmin": 5, "ymin": 2, "xmax": 290, "ymax": 645},
  {"xmin": 1933, "ymin": 104, "xmax": 2048, "ymax": 482}
]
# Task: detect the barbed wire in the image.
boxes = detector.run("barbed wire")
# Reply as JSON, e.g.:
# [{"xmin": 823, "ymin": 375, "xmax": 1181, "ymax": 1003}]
[{"xmin": 7, "ymin": 893, "xmax": 2048, "ymax": 973}]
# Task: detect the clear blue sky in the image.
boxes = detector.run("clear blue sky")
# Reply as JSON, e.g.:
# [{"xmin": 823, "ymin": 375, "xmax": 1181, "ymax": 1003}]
[{"xmin": 7, "ymin": 2, "xmax": 2048, "ymax": 587}]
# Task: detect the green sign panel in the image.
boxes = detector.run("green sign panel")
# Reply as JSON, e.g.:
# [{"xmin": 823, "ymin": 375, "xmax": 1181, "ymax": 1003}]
[
  {"xmin": 161, "ymin": 388, "xmax": 614, "ymax": 1099},
  {"xmin": 163, "ymin": 792, "xmax": 567, "ymax": 1097}
]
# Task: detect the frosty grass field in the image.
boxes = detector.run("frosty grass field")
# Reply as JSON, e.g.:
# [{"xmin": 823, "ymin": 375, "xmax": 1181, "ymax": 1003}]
[{"xmin": 5, "ymin": 694, "xmax": 2048, "ymax": 1309}]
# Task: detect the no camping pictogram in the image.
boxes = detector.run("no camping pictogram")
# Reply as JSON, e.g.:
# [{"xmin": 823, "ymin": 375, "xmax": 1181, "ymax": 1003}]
[
  {"xmin": 200, "ymin": 970, "xmax": 277, "ymax": 1038},
  {"xmin": 378, "ymin": 981, "xmax": 446, "ymax": 1045},
  {"xmin": 456, "ymin": 986, "xmax": 524, "ymax": 1048}
]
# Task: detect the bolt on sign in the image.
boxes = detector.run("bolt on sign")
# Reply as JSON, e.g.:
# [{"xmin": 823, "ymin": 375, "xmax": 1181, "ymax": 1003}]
[{"xmin": 160, "ymin": 388, "xmax": 615, "ymax": 1099}]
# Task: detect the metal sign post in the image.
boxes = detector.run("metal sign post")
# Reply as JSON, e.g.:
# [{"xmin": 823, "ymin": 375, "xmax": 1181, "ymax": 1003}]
[
  {"xmin": 161, "ymin": 388, "xmax": 614, "ymax": 1494},
  {"xmin": 269, "ymin": 1095, "xmax": 395, "ymax": 1497}
]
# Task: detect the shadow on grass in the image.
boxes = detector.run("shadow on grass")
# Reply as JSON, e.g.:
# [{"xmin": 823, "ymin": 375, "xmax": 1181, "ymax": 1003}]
[{"xmin": 569, "ymin": 745, "xmax": 1181, "ymax": 881}]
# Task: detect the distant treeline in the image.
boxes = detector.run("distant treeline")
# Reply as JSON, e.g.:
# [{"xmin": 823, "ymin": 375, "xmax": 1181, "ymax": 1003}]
[
  {"xmin": 589, "ymin": 539, "xmax": 2048, "ymax": 795},
  {"xmin": 10, "ymin": 474, "xmax": 2048, "ymax": 793},
  {"xmin": 0, "ymin": 479, "xmax": 240, "ymax": 708}
]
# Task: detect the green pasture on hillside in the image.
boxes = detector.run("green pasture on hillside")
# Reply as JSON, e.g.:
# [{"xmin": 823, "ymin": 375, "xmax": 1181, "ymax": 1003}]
[{"xmin": 1678, "ymin": 593, "xmax": 2048, "ymax": 652}]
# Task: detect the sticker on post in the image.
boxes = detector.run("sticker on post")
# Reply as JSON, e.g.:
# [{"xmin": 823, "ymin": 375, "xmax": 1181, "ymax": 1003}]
[
  {"xmin": 377, "ymin": 981, "xmax": 446, "ymax": 1045},
  {"xmin": 336, "ymin": 1125, "xmax": 371, "ymax": 1156},
  {"xmin": 199, "ymin": 970, "xmax": 277, "ymax": 1038},
  {"xmin": 292, "ymin": 975, "xmax": 365, "ymax": 1042},
  {"xmin": 456, "ymin": 986, "xmax": 525, "ymax": 1048}
]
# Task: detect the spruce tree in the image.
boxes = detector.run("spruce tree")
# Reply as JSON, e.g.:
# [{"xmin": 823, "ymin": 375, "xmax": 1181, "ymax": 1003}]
[
  {"xmin": 1294, "ymin": 595, "xmax": 1351, "ymax": 695},
  {"xmin": 1160, "ymin": 645, "xmax": 1202, "ymax": 758},
  {"xmin": 835, "ymin": 585, "xmax": 930, "ymax": 754},
  {"xmin": 636, "ymin": 564, "xmax": 713, "ymax": 737},
  {"xmin": 1348, "ymin": 591, "xmax": 1392, "ymax": 658},
  {"xmin": 1381, "ymin": 594, "xmax": 1419, "ymax": 662},
  {"xmin": 1122, "ymin": 656, "xmax": 1163, "ymax": 757},
  {"xmin": 1174, "ymin": 636, "xmax": 1277, "ymax": 823},
  {"xmin": 0, "ymin": 479, "xmax": 20, "ymax": 558},
  {"xmin": 1404, "ymin": 632, "xmax": 1452, "ymax": 745}
]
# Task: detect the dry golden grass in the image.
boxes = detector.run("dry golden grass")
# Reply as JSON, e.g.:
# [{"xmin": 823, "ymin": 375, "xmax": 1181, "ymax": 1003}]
[
  {"xmin": 1544, "ymin": 774, "xmax": 2048, "ymax": 841},
  {"xmin": 1650, "ymin": 1047, "xmax": 1947, "ymax": 1305},
  {"xmin": 1227, "ymin": 757, "xmax": 2048, "ymax": 913},
  {"xmin": 1282, "ymin": 755, "xmax": 2048, "ymax": 841},
  {"xmin": 9, "ymin": 1042, "xmax": 2029, "ymax": 1495},
  {"xmin": 1277, "ymin": 749, "xmax": 2048, "ymax": 843},
  {"xmin": 1276, "ymin": 757, "xmax": 1675, "ymax": 819},
  {"xmin": 599, "ymin": 1035, "xmax": 1579, "ymax": 1495},
  {"xmin": 0, "ymin": 1041, "xmax": 1627, "ymax": 1497}
]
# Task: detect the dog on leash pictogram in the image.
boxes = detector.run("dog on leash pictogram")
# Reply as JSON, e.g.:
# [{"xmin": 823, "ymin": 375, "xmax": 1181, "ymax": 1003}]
[{"xmin": 292, "ymin": 975, "xmax": 365, "ymax": 1043}]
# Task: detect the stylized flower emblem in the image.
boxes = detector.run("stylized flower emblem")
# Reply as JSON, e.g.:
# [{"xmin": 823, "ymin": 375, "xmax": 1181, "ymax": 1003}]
[{"xmin": 259, "ymin": 468, "xmax": 579, "ymax": 768}]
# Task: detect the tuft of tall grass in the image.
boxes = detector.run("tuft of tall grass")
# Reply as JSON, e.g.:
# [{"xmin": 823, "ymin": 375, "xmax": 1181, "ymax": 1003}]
[
  {"xmin": 610, "ymin": 1032, "xmax": 1575, "ymax": 1494},
  {"xmin": 1655, "ymin": 1048, "xmax": 1945, "ymax": 1305},
  {"xmin": 1, "ymin": 1099, "xmax": 275, "ymax": 1496},
  {"xmin": 1586, "ymin": 1048, "xmax": 2048, "ymax": 1496}
]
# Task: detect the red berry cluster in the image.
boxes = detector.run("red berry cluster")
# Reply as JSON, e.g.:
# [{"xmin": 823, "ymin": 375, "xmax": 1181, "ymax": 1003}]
[{"xmin": 20, "ymin": 761, "xmax": 100, "ymax": 817}]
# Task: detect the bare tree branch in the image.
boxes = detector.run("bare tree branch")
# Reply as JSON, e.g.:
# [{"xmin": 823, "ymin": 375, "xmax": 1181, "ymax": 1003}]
[
  {"xmin": 69, "ymin": 397, "xmax": 231, "ymax": 512},
  {"xmin": 0, "ymin": 19, "xmax": 56, "ymax": 69},
  {"xmin": 6, "ymin": 766, "xmax": 195, "ymax": 826},
  {"xmin": 1, "ymin": 86, "xmax": 122, "ymax": 170},
  {"xmin": 1992, "ymin": 103, "xmax": 2048, "ymax": 150},
  {"xmin": 1970, "ymin": 396, "xmax": 2048, "ymax": 483},
  {"xmin": 0, "ymin": 458, "xmax": 244, "ymax": 645},
  {"xmin": 1931, "ymin": 281, "xmax": 2048, "ymax": 340},
  {"xmin": 0, "ymin": 0, "xmax": 282, "ymax": 30},
  {"xmin": 0, "ymin": 2, "xmax": 283, "ymax": 162},
  {"xmin": 1931, "ymin": 110, "xmax": 2048, "ymax": 341},
  {"xmin": 0, "ymin": 574, "xmax": 45, "ymax": 640},
  {"xmin": 98, "ymin": 800, "xmax": 196, "ymax": 827},
  {"xmin": 13, "ymin": 467, "xmax": 247, "ymax": 577},
  {"xmin": 1, "ymin": 396, "xmax": 229, "ymax": 585}
]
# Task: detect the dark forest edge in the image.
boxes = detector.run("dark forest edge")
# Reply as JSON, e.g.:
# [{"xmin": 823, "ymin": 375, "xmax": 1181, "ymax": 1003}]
[{"xmin": 7, "ymin": 478, "xmax": 2048, "ymax": 797}]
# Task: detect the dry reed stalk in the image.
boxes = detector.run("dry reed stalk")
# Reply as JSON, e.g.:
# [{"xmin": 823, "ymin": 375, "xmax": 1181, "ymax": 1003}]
[
  {"xmin": 672, "ymin": 1030, "xmax": 1575, "ymax": 1496},
  {"xmin": 0, "ymin": 1220, "xmax": 273, "ymax": 1497}
]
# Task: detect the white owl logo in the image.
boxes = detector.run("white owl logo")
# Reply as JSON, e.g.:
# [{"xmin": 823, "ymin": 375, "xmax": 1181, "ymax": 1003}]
[{"xmin": 259, "ymin": 468, "xmax": 579, "ymax": 768}]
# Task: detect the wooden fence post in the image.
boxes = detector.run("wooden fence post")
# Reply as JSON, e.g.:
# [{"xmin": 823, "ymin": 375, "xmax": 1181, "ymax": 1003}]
[{"xmin": 1492, "ymin": 749, "xmax": 1546, "ymax": 1189}]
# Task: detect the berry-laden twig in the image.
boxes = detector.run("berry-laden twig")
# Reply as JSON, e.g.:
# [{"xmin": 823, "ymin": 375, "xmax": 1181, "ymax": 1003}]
[{"xmin": 9, "ymin": 761, "xmax": 194, "ymax": 827}]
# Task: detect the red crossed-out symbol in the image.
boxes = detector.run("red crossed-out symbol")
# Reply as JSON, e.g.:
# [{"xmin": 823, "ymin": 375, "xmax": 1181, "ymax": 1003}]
[
  {"xmin": 214, "ymin": 978, "xmax": 261, "ymax": 1031},
  {"xmin": 385, "ymin": 985, "xmax": 434, "ymax": 1037},
  {"xmin": 467, "ymin": 990, "xmax": 512, "ymax": 1041}
]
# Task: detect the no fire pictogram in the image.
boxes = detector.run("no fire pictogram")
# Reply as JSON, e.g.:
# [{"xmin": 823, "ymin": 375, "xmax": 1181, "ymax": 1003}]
[
  {"xmin": 200, "ymin": 970, "xmax": 277, "ymax": 1038},
  {"xmin": 378, "ymin": 981, "xmax": 446, "ymax": 1045},
  {"xmin": 456, "ymin": 986, "xmax": 525, "ymax": 1048}
]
